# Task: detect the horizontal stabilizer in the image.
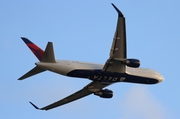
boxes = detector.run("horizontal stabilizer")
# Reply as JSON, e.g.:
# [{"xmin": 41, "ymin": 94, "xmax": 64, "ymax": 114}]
[
  {"xmin": 41, "ymin": 42, "xmax": 56, "ymax": 63},
  {"xmin": 18, "ymin": 66, "xmax": 46, "ymax": 80}
]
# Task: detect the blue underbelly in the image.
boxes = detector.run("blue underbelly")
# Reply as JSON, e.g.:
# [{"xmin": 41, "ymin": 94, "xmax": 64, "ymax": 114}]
[{"xmin": 66, "ymin": 69, "xmax": 158, "ymax": 84}]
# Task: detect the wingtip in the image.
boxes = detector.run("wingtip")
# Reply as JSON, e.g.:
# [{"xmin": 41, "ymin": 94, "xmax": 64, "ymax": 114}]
[
  {"xmin": 29, "ymin": 101, "xmax": 41, "ymax": 110},
  {"xmin": 111, "ymin": 3, "xmax": 124, "ymax": 17}
]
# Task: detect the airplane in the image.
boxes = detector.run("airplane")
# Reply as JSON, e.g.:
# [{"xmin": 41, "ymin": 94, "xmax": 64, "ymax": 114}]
[{"xmin": 18, "ymin": 3, "xmax": 164, "ymax": 111}]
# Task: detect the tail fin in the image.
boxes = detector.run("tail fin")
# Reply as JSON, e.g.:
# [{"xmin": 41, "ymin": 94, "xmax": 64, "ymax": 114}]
[
  {"xmin": 21, "ymin": 37, "xmax": 56, "ymax": 63},
  {"xmin": 19, "ymin": 37, "xmax": 56, "ymax": 80},
  {"xmin": 21, "ymin": 37, "xmax": 44, "ymax": 61}
]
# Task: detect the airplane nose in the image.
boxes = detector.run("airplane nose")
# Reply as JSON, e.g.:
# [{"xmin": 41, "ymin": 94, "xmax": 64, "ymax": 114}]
[
  {"xmin": 152, "ymin": 69, "xmax": 164, "ymax": 83},
  {"xmin": 157, "ymin": 73, "xmax": 164, "ymax": 83}
]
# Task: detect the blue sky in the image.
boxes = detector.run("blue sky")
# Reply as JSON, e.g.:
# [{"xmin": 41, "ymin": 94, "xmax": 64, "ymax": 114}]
[{"xmin": 0, "ymin": 0, "xmax": 180, "ymax": 119}]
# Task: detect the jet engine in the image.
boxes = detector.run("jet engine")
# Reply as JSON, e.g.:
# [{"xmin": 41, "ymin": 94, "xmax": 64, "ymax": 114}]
[
  {"xmin": 121, "ymin": 58, "xmax": 140, "ymax": 68},
  {"xmin": 94, "ymin": 89, "xmax": 113, "ymax": 98}
]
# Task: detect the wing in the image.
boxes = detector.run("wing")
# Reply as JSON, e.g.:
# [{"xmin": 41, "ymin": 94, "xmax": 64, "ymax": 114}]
[
  {"xmin": 103, "ymin": 4, "xmax": 127, "ymax": 73},
  {"xmin": 29, "ymin": 81, "xmax": 111, "ymax": 110}
]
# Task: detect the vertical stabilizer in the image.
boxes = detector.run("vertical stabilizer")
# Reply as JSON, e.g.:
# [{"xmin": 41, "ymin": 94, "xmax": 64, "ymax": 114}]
[
  {"xmin": 21, "ymin": 37, "xmax": 56, "ymax": 63},
  {"xmin": 21, "ymin": 37, "xmax": 44, "ymax": 61},
  {"xmin": 19, "ymin": 37, "xmax": 56, "ymax": 80}
]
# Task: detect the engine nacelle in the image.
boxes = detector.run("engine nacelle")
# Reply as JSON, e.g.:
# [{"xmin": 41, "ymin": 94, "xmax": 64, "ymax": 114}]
[
  {"xmin": 94, "ymin": 89, "xmax": 113, "ymax": 98},
  {"xmin": 122, "ymin": 58, "xmax": 140, "ymax": 68}
]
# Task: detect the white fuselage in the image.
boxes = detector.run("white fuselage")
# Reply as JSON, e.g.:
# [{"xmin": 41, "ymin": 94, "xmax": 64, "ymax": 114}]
[{"xmin": 35, "ymin": 60, "xmax": 164, "ymax": 84}]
